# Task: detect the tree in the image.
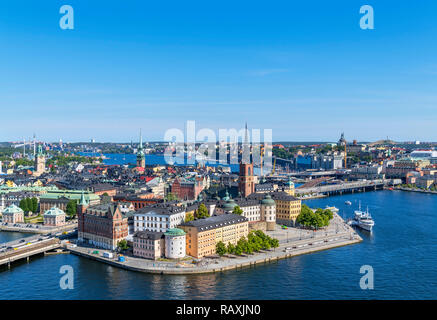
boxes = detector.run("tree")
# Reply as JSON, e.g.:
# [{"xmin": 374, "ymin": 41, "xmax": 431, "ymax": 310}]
[
  {"xmin": 227, "ymin": 242, "xmax": 235, "ymax": 255},
  {"xmin": 66, "ymin": 200, "xmax": 77, "ymax": 218},
  {"xmin": 185, "ymin": 212, "xmax": 194, "ymax": 222},
  {"xmin": 19, "ymin": 199, "xmax": 28, "ymax": 213},
  {"xmin": 195, "ymin": 203, "xmax": 209, "ymax": 219},
  {"xmin": 216, "ymin": 241, "xmax": 227, "ymax": 256},
  {"xmin": 234, "ymin": 243, "xmax": 243, "ymax": 256},
  {"xmin": 232, "ymin": 205, "xmax": 243, "ymax": 215},
  {"xmin": 31, "ymin": 197, "xmax": 38, "ymax": 213},
  {"xmin": 117, "ymin": 239, "xmax": 129, "ymax": 251},
  {"xmin": 270, "ymin": 238, "xmax": 279, "ymax": 251},
  {"xmin": 165, "ymin": 192, "xmax": 178, "ymax": 201}
]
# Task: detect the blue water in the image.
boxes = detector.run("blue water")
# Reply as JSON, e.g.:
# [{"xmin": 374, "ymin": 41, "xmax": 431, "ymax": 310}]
[
  {"xmin": 1, "ymin": 190, "xmax": 436, "ymax": 299},
  {"xmin": 80, "ymin": 152, "xmax": 241, "ymax": 173}
]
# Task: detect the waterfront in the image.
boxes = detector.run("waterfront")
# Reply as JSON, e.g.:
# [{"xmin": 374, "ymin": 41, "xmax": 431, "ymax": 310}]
[{"xmin": 1, "ymin": 190, "xmax": 436, "ymax": 299}]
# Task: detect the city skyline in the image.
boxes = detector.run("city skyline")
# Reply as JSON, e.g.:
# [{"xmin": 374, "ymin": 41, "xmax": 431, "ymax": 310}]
[{"xmin": 1, "ymin": 1, "xmax": 437, "ymax": 142}]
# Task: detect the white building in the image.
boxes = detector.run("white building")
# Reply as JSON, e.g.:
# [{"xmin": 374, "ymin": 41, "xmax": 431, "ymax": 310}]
[
  {"xmin": 164, "ymin": 228, "xmax": 186, "ymax": 259},
  {"xmin": 134, "ymin": 205, "xmax": 186, "ymax": 233}
]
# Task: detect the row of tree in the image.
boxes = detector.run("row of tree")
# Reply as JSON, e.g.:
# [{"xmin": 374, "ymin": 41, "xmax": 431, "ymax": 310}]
[
  {"xmin": 19, "ymin": 197, "xmax": 38, "ymax": 214},
  {"xmin": 296, "ymin": 205, "xmax": 333, "ymax": 229},
  {"xmin": 216, "ymin": 230, "xmax": 279, "ymax": 256}
]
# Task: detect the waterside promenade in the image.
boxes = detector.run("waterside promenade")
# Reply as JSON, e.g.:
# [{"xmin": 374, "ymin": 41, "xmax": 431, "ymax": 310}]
[{"xmin": 67, "ymin": 213, "xmax": 362, "ymax": 275}]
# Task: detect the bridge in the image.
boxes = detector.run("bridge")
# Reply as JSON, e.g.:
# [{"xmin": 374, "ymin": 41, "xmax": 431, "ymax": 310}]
[
  {"xmin": 0, "ymin": 237, "xmax": 61, "ymax": 269},
  {"xmin": 297, "ymin": 177, "xmax": 334, "ymax": 189},
  {"xmin": 295, "ymin": 179, "xmax": 401, "ymax": 196}
]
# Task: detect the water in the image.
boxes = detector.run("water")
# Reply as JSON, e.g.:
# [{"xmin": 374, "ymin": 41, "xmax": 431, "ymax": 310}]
[
  {"xmin": 1, "ymin": 190, "xmax": 437, "ymax": 299},
  {"xmin": 0, "ymin": 232, "xmax": 32, "ymax": 244},
  {"xmin": 79, "ymin": 152, "xmax": 259, "ymax": 173}
]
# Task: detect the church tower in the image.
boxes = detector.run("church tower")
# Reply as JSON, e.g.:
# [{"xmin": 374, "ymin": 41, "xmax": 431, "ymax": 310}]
[
  {"xmin": 238, "ymin": 123, "xmax": 255, "ymax": 197},
  {"xmin": 34, "ymin": 144, "xmax": 46, "ymax": 176},
  {"xmin": 136, "ymin": 129, "xmax": 146, "ymax": 168}
]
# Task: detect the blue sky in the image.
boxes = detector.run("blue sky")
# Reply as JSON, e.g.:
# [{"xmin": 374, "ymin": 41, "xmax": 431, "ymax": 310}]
[{"xmin": 0, "ymin": 1, "xmax": 437, "ymax": 142}]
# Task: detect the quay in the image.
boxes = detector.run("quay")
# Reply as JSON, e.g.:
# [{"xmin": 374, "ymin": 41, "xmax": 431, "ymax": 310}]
[{"xmin": 67, "ymin": 213, "xmax": 362, "ymax": 275}]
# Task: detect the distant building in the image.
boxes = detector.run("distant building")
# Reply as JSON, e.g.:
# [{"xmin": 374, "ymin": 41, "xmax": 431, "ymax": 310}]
[
  {"xmin": 136, "ymin": 130, "xmax": 146, "ymax": 168},
  {"xmin": 33, "ymin": 145, "xmax": 46, "ymax": 177},
  {"xmin": 2, "ymin": 204, "xmax": 24, "ymax": 224},
  {"xmin": 171, "ymin": 177, "xmax": 203, "ymax": 200},
  {"xmin": 39, "ymin": 190, "xmax": 100, "ymax": 213},
  {"xmin": 43, "ymin": 206, "xmax": 66, "ymax": 226}
]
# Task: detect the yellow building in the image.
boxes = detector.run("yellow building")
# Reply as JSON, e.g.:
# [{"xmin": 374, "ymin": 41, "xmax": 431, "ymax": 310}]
[
  {"xmin": 248, "ymin": 191, "xmax": 302, "ymax": 227},
  {"xmin": 180, "ymin": 214, "xmax": 248, "ymax": 259},
  {"xmin": 273, "ymin": 192, "xmax": 302, "ymax": 227}
]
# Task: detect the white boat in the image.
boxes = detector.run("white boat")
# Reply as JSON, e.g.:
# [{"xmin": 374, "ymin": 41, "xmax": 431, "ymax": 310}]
[
  {"xmin": 345, "ymin": 201, "xmax": 352, "ymax": 205},
  {"xmin": 325, "ymin": 206, "xmax": 339, "ymax": 213},
  {"xmin": 352, "ymin": 202, "xmax": 375, "ymax": 232}
]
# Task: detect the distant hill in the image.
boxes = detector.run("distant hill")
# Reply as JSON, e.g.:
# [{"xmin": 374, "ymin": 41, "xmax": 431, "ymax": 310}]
[{"xmin": 367, "ymin": 140, "xmax": 397, "ymax": 147}]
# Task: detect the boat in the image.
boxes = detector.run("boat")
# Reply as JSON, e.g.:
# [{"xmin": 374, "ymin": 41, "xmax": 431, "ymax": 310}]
[
  {"xmin": 350, "ymin": 202, "xmax": 374, "ymax": 232},
  {"xmin": 325, "ymin": 206, "xmax": 339, "ymax": 213},
  {"xmin": 345, "ymin": 201, "xmax": 352, "ymax": 205}
]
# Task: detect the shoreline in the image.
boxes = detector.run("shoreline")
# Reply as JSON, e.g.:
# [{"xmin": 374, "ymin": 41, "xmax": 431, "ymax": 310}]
[{"xmin": 67, "ymin": 221, "xmax": 362, "ymax": 275}]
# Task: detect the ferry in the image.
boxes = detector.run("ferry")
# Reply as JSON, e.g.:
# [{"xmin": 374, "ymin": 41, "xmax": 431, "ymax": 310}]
[{"xmin": 347, "ymin": 202, "xmax": 375, "ymax": 232}]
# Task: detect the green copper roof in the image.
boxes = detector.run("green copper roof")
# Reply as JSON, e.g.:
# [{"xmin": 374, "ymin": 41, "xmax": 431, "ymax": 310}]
[
  {"xmin": 223, "ymin": 198, "xmax": 237, "ymax": 210},
  {"xmin": 39, "ymin": 190, "xmax": 99, "ymax": 201},
  {"xmin": 2, "ymin": 204, "xmax": 24, "ymax": 214},
  {"xmin": 79, "ymin": 191, "xmax": 89, "ymax": 205},
  {"xmin": 44, "ymin": 206, "xmax": 66, "ymax": 216},
  {"xmin": 261, "ymin": 194, "xmax": 276, "ymax": 206},
  {"xmin": 164, "ymin": 228, "xmax": 186, "ymax": 237}
]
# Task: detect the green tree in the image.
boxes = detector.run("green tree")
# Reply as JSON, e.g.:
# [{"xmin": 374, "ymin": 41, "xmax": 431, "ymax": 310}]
[
  {"xmin": 185, "ymin": 212, "xmax": 195, "ymax": 222},
  {"xmin": 195, "ymin": 203, "xmax": 209, "ymax": 219},
  {"xmin": 232, "ymin": 205, "xmax": 243, "ymax": 215},
  {"xmin": 165, "ymin": 192, "xmax": 178, "ymax": 201},
  {"xmin": 31, "ymin": 197, "xmax": 38, "ymax": 213},
  {"xmin": 19, "ymin": 199, "xmax": 28, "ymax": 212},
  {"xmin": 227, "ymin": 242, "xmax": 235, "ymax": 255},
  {"xmin": 234, "ymin": 244, "xmax": 243, "ymax": 256},
  {"xmin": 270, "ymin": 238, "xmax": 279, "ymax": 251},
  {"xmin": 117, "ymin": 239, "xmax": 129, "ymax": 251},
  {"xmin": 66, "ymin": 200, "xmax": 77, "ymax": 217},
  {"xmin": 216, "ymin": 241, "xmax": 227, "ymax": 256}
]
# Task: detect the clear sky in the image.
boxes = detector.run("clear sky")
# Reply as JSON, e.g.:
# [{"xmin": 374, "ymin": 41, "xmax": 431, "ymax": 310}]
[{"xmin": 1, "ymin": 1, "xmax": 436, "ymax": 143}]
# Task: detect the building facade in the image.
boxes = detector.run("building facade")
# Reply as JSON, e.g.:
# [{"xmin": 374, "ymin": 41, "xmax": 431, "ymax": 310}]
[
  {"xmin": 133, "ymin": 231, "xmax": 165, "ymax": 260},
  {"xmin": 134, "ymin": 204, "xmax": 186, "ymax": 233},
  {"xmin": 2, "ymin": 204, "xmax": 24, "ymax": 223},
  {"xmin": 43, "ymin": 206, "xmax": 66, "ymax": 226},
  {"xmin": 78, "ymin": 202, "xmax": 129, "ymax": 250},
  {"xmin": 180, "ymin": 214, "xmax": 249, "ymax": 259},
  {"xmin": 164, "ymin": 228, "xmax": 186, "ymax": 259}
]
